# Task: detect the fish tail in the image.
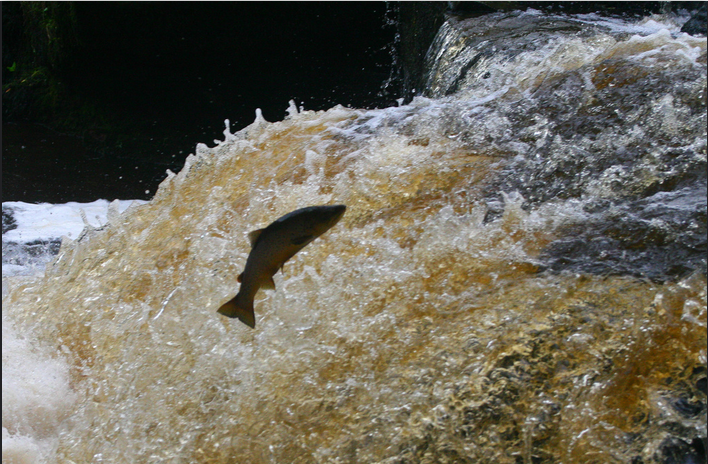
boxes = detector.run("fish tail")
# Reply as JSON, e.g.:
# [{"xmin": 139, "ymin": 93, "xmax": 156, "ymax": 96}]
[{"xmin": 217, "ymin": 294, "xmax": 256, "ymax": 328}]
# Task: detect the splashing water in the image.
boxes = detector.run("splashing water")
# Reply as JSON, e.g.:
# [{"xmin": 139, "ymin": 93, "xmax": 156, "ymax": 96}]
[{"xmin": 2, "ymin": 10, "xmax": 706, "ymax": 463}]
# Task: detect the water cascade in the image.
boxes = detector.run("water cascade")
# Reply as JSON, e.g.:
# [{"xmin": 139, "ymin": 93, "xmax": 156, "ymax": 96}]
[{"xmin": 2, "ymin": 10, "xmax": 706, "ymax": 463}]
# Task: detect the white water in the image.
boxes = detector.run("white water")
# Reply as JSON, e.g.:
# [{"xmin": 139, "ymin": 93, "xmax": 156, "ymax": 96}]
[
  {"xmin": 2, "ymin": 200, "xmax": 144, "ymax": 462},
  {"xmin": 2, "ymin": 10, "xmax": 706, "ymax": 463}
]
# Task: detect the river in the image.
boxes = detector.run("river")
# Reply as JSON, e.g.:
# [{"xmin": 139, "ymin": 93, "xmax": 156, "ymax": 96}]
[{"xmin": 2, "ymin": 9, "xmax": 706, "ymax": 463}]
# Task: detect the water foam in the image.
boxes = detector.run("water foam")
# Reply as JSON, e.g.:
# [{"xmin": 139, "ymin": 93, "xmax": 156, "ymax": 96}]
[{"xmin": 1, "ymin": 10, "xmax": 705, "ymax": 463}]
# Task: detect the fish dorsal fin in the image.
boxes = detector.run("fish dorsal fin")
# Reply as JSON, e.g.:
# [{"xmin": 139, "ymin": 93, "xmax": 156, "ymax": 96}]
[
  {"xmin": 262, "ymin": 276, "xmax": 276, "ymax": 290},
  {"xmin": 237, "ymin": 272, "xmax": 243, "ymax": 283},
  {"xmin": 292, "ymin": 234, "xmax": 314, "ymax": 246},
  {"xmin": 248, "ymin": 229, "xmax": 264, "ymax": 246}
]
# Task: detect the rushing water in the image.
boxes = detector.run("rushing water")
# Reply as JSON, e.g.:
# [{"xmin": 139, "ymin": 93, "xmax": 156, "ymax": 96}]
[{"xmin": 2, "ymin": 10, "xmax": 706, "ymax": 464}]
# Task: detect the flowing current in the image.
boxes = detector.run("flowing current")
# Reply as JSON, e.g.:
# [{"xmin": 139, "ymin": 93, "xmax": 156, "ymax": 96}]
[{"xmin": 2, "ymin": 10, "xmax": 706, "ymax": 463}]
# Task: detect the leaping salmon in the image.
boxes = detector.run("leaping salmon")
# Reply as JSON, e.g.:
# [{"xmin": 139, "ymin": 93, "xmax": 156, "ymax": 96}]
[{"xmin": 217, "ymin": 204, "xmax": 346, "ymax": 328}]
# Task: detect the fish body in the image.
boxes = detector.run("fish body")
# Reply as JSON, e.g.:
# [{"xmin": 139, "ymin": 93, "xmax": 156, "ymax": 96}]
[{"xmin": 217, "ymin": 204, "xmax": 346, "ymax": 328}]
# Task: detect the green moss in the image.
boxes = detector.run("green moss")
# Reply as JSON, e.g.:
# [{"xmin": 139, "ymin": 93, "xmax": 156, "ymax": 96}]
[
  {"xmin": 3, "ymin": 2, "xmax": 76, "ymax": 120},
  {"xmin": 2, "ymin": 2, "xmax": 130, "ymax": 154}
]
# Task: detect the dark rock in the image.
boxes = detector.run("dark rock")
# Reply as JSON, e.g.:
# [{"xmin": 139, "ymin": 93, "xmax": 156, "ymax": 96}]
[
  {"xmin": 670, "ymin": 396, "xmax": 705, "ymax": 418},
  {"xmin": 681, "ymin": 4, "xmax": 707, "ymax": 36},
  {"xmin": 654, "ymin": 436, "xmax": 706, "ymax": 464},
  {"xmin": 395, "ymin": 3, "xmax": 449, "ymax": 102},
  {"xmin": 2, "ymin": 206, "xmax": 18, "ymax": 234},
  {"xmin": 539, "ymin": 185, "xmax": 707, "ymax": 282},
  {"xmin": 2, "ymin": 239, "xmax": 63, "ymax": 274}
]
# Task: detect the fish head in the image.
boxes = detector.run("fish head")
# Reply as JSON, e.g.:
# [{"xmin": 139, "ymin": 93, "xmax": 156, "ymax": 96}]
[
  {"xmin": 269, "ymin": 205, "xmax": 347, "ymax": 237},
  {"xmin": 274, "ymin": 204, "xmax": 347, "ymax": 246},
  {"xmin": 305, "ymin": 204, "xmax": 347, "ymax": 236}
]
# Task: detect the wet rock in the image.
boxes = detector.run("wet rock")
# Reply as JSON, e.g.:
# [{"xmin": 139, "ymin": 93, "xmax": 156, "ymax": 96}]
[
  {"xmin": 681, "ymin": 5, "xmax": 707, "ymax": 36},
  {"xmin": 539, "ymin": 185, "xmax": 708, "ymax": 281},
  {"xmin": 653, "ymin": 436, "xmax": 706, "ymax": 464},
  {"xmin": 2, "ymin": 240, "xmax": 63, "ymax": 271},
  {"xmin": 2, "ymin": 206, "xmax": 18, "ymax": 234},
  {"xmin": 695, "ymin": 366, "xmax": 708, "ymax": 396}
]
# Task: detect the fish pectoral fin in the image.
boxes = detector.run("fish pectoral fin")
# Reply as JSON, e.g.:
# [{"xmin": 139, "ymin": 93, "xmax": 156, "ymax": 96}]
[
  {"xmin": 248, "ymin": 229, "xmax": 264, "ymax": 246},
  {"xmin": 291, "ymin": 234, "xmax": 314, "ymax": 246},
  {"xmin": 262, "ymin": 276, "xmax": 276, "ymax": 290}
]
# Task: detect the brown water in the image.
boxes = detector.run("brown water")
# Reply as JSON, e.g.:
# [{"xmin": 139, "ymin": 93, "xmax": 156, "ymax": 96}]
[{"xmin": 2, "ymin": 10, "xmax": 706, "ymax": 464}]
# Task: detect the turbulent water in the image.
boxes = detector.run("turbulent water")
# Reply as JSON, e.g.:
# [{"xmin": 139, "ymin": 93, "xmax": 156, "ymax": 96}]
[{"xmin": 3, "ymin": 10, "xmax": 706, "ymax": 464}]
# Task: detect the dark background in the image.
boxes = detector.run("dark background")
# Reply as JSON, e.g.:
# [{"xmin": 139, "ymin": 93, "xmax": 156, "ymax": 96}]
[{"xmin": 2, "ymin": 2, "xmax": 400, "ymax": 203}]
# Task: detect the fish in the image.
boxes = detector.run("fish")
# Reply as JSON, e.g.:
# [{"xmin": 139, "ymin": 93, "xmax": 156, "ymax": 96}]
[{"xmin": 217, "ymin": 204, "xmax": 346, "ymax": 328}]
